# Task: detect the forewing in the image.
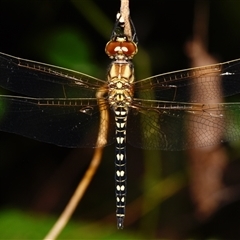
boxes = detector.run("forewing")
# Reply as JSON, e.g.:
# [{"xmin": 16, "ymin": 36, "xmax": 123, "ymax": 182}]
[{"xmin": 0, "ymin": 96, "xmax": 115, "ymax": 147}]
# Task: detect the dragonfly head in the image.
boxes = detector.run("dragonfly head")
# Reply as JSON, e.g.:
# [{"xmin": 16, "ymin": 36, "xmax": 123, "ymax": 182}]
[
  {"xmin": 106, "ymin": 12, "xmax": 138, "ymax": 60},
  {"xmin": 105, "ymin": 37, "xmax": 138, "ymax": 60}
]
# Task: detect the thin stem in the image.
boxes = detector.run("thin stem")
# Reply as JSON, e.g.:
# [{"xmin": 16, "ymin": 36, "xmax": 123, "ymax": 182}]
[{"xmin": 120, "ymin": 0, "xmax": 132, "ymax": 38}]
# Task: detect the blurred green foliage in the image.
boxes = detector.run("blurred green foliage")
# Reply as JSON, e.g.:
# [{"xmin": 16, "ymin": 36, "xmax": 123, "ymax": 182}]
[{"xmin": 0, "ymin": 209, "xmax": 142, "ymax": 239}]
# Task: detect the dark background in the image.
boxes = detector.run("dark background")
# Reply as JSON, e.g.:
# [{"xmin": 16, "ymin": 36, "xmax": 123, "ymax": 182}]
[{"xmin": 1, "ymin": 0, "xmax": 240, "ymax": 239}]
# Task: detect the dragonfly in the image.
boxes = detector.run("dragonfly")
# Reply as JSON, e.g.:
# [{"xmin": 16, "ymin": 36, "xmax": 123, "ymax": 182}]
[{"xmin": 1, "ymin": 13, "xmax": 240, "ymax": 229}]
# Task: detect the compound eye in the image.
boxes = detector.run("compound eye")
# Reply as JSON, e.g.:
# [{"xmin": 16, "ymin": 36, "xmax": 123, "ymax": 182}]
[
  {"xmin": 121, "ymin": 42, "xmax": 137, "ymax": 56},
  {"xmin": 105, "ymin": 40, "xmax": 137, "ymax": 58}
]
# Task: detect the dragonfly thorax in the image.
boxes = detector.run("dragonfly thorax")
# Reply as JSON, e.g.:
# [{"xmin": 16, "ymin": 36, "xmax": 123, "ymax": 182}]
[{"xmin": 107, "ymin": 61, "xmax": 134, "ymax": 107}]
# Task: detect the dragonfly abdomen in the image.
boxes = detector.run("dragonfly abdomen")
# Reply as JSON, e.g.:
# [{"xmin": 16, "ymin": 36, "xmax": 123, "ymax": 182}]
[{"xmin": 114, "ymin": 105, "xmax": 128, "ymax": 229}]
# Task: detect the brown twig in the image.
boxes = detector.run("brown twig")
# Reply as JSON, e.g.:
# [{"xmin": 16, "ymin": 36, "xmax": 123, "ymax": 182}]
[
  {"xmin": 120, "ymin": 0, "xmax": 132, "ymax": 39},
  {"xmin": 44, "ymin": 80, "xmax": 109, "ymax": 240}
]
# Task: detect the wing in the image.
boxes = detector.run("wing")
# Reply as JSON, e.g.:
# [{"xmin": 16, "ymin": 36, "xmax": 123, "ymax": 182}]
[
  {"xmin": 0, "ymin": 95, "xmax": 115, "ymax": 147},
  {"xmin": 134, "ymin": 59, "xmax": 240, "ymax": 102},
  {"xmin": 0, "ymin": 52, "xmax": 106, "ymax": 98},
  {"xmin": 127, "ymin": 99, "xmax": 240, "ymax": 150}
]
